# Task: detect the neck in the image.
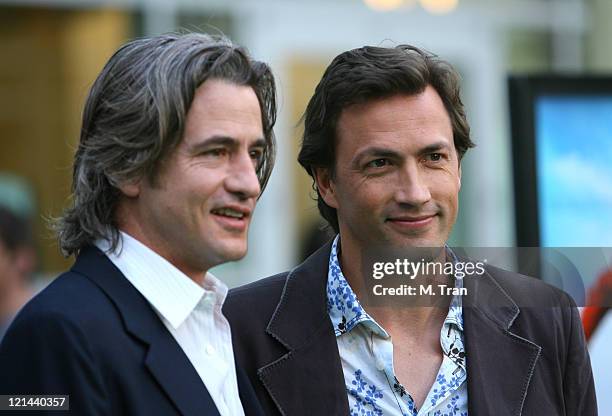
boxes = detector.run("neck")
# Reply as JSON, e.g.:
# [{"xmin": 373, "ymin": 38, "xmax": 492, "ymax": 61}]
[
  {"xmin": 116, "ymin": 224, "xmax": 209, "ymax": 286},
  {"xmin": 337, "ymin": 233, "xmax": 452, "ymax": 333}
]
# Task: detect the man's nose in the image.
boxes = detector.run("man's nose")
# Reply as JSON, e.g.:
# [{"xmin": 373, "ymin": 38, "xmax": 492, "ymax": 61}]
[
  {"xmin": 225, "ymin": 152, "xmax": 261, "ymax": 200},
  {"xmin": 394, "ymin": 162, "xmax": 432, "ymax": 207}
]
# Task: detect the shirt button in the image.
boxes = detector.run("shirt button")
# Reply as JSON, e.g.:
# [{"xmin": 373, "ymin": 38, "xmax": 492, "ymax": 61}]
[
  {"xmin": 205, "ymin": 345, "xmax": 215, "ymax": 356},
  {"xmin": 375, "ymin": 359, "xmax": 385, "ymax": 371}
]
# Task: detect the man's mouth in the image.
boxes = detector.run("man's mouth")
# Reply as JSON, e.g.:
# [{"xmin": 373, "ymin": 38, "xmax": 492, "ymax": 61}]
[
  {"xmin": 210, "ymin": 207, "xmax": 247, "ymax": 219},
  {"xmin": 210, "ymin": 205, "xmax": 252, "ymax": 232},
  {"xmin": 389, "ymin": 215, "xmax": 436, "ymax": 221},
  {"xmin": 386, "ymin": 214, "xmax": 436, "ymax": 229}
]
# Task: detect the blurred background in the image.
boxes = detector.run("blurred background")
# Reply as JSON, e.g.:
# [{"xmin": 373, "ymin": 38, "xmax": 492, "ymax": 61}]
[{"xmin": 0, "ymin": 0, "xmax": 611, "ymax": 411}]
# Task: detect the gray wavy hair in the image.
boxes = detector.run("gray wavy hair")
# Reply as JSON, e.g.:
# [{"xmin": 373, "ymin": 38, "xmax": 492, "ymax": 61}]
[{"xmin": 55, "ymin": 32, "xmax": 277, "ymax": 256}]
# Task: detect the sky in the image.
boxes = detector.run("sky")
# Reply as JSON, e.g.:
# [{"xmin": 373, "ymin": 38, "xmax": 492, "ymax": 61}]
[{"xmin": 536, "ymin": 95, "xmax": 612, "ymax": 247}]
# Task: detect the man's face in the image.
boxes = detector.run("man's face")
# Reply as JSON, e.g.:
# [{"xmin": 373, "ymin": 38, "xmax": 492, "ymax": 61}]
[
  {"xmin": 121, "ymin": 79, "xmax": 264, "ymax": 279},
  {"xmin": 316, "ymin": 86, "xmax": 461, "ymax": 251}
]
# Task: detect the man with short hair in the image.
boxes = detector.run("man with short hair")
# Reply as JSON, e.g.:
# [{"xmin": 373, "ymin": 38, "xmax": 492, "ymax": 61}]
[
  {"xmin": 224, "ymin": 45, "xmax": 596, "ymax": 415},
  {"xmin": 0, "ymin": 33, "xmax": 275, "ymax": 416}
]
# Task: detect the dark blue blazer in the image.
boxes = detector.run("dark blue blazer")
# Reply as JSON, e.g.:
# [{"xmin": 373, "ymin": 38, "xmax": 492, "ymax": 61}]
[{"xmin": 0, "ymin": 246, "xmax": 263, "ymax": 416}]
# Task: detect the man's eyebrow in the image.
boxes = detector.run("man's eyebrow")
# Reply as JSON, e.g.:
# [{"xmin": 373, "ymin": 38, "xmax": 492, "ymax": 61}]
[
  {"xmin": 418, "ymin": 141, "xmax": 452, "ymax": 155},
  {"xmin": 188, "ymin": 136, "xmax": 236, "ymax": 153},
  {"xmin": 250, "ymin": 138, "xmax": 266, "ymax": 148},
  {"xmin": 188, "ymin": 135, "xmax": 266, "ymax": 153}
]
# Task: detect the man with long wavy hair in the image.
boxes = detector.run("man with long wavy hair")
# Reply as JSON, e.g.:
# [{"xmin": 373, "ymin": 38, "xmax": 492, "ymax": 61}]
[{"xmin": 0, "ymin": 33, "xmax": 276, "ymax": 416}]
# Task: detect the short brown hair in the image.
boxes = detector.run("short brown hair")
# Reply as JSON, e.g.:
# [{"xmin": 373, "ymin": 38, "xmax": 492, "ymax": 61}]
[{"xmin": 298, "ymin": 45, "xmax": 474, "ymax": 233}]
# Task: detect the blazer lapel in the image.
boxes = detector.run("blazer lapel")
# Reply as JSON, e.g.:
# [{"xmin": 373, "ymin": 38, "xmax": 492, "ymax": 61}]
[
  {"xmin": 258, "ymin": 242, "xmax": 349, "ymax": 415},
  {"xmin": 145, "ymin": 338, "xmax": 220, "ymax": 416},
  {"xmin": 72, "ymin": 247, "xmax": 220, "ymax": 416},
  {"xmin": 463, "ymin": 267, "xmax": 542, "ymax": 416}
]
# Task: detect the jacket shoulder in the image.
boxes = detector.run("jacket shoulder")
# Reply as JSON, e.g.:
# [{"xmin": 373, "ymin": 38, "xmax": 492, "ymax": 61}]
[
  {"xmin": 224, "ymin": 272, "xmax": 288, "ymax": 321},
  {"xmin": 484, "ymin": 264, "xmax": 574, "ymax": 308},
  {"xmin": 228, "ymin": 272, "xmax": 289, "ymax": 295},
  {"xmin": 4, "ymin": 269, "xmax": 125, "ymax": 356},
  {"xmin": 13, "ymin": 270, "xmax": 117, "ymax": 325}
]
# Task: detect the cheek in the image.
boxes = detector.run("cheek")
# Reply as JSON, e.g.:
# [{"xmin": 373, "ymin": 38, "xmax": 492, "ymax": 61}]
[
  {"xmin": 345, "ymin": 185, "xmax": 387, "ymax": 220},
  {"xmin": 428, "ymin": 173, "xmax": 460, "ymax": 211},
  {"xmin": 181, "ymin": 169, "xmax": 223, "ymax": 201},
  {"xmin": 429, "ymin": 167, "xmax": 460, "ymax": 190},
  {"xmin": 198, "ymin": 181, "xmax": 226, "ymax": 206}
]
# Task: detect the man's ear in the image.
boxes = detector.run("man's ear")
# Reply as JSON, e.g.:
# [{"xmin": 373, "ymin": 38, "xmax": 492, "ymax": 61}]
[
  {"xmin": 118, "ymin": 179, "xmax": 141, "ymax": 198},
  {"xmin": 313, "ymin": 167, "xmax": 339, "ymax": 209}
]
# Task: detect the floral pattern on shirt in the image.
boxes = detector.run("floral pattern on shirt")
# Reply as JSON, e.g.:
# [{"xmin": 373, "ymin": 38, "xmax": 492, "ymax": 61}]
[
  {"xmin": 349, "ymin": 369, "xmax": 384, "ymax": 416},
  {"xmin": 327, "ymin": 235, "xmax": 468, "ymax": 416}
]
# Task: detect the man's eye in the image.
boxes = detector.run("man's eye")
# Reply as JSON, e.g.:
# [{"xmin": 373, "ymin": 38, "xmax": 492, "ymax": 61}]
[
  {"xmin": 366, "ymin": 158, "xmax": 390, "ymax": 168},
  {"xmin": 250, "ymin": 149, "xmax": 263, "ymax": 160},
  {"xmin": 250, "ymin": 149, "xmax": 264, "ymax": 166},
  {"xmin": 203, "ymin": 148, "xmax": 228, "ymax": 157},
  {"xmin": 428, "ymin": 153, "xmax": 443, "ymax": 162}
]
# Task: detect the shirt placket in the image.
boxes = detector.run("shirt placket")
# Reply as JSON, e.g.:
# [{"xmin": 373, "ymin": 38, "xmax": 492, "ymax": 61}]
[
  {"xmin": 194, "ymin": 295, "xmax": 231, "ymax": 416},
  {"xmin": 369, "ymin": 332, "xmax": 416, "ymax": 416},
  {"xmin": 418, "ymin": 323, "xmax": 467, "ymax": 415}
]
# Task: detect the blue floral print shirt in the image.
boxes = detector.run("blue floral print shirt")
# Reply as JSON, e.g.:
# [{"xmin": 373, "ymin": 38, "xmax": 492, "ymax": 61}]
[{"xmin": 326, "ymin": 236, "xmax": 468, "ymax": 416}]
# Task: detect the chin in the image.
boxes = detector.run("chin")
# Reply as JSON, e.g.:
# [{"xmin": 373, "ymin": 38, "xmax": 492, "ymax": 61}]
[
  {"xmin": 390, "ymin": 236, "xmax": 445, "ymax": 249},
  {"xmin": 218, "ymin": 243, "xmax": 248, "ymax": 262}
]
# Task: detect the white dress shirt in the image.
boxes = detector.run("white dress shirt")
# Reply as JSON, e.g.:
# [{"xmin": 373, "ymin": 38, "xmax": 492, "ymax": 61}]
[{"xmin": 95, "ymin": 231, "xmax": 245, "ymax": 416}]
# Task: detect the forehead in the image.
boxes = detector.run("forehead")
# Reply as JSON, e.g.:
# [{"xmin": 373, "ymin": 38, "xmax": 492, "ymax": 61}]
[
  {"xmin": 335, "ymin": 86, "xmax": 453, "ymax": 153},
  {"xmin": 183, "ymin": 79, "xmax": 263, "ymax": 142}
]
